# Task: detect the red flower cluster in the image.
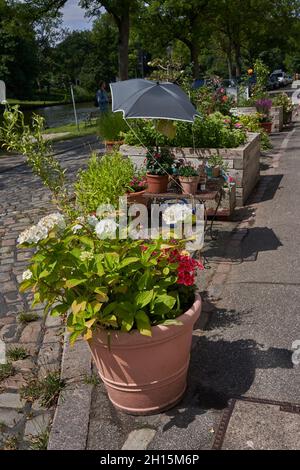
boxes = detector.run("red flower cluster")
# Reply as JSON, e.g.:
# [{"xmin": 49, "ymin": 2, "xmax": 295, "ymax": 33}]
[{"xmin": 167, "ymin": 249, "xmax": 204, "ymax": 286}]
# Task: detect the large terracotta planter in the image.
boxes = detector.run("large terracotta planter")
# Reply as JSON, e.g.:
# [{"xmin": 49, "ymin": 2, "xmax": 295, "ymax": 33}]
[
  {"xmin": 146, "ymin": 173, "xmax": 169, "ymax": 193},
  {"xmin": 88, "ymin": 294, "xmax": 202, "ymax": 415},
  {"xmin": 179, "ymin": 176, "xmax": 199, "ymax": 195},
  {"xmin": 260, "ymin": 122, "xmax": 272, "ymax": 134}
]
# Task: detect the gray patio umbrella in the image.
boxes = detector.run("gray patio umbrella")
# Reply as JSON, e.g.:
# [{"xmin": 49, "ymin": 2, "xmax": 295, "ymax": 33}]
[{"xmin": 110, "ymin": 78, "xmax": 198, "ymax": 122}]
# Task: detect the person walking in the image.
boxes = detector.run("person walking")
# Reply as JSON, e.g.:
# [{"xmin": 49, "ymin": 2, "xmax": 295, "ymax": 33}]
[{"xmin": 96, "ymin": 81, "xmax": 109, "ymax": 113}]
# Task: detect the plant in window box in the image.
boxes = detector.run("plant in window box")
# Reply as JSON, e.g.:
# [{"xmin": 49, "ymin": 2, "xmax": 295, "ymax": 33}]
[
  {"xmin": 18, "ymin": 214, "xmax": 203, "ymax": 415},
  {"xmin": 145, "ymin": 147, "xmax": 175, "ymax": 193},
  {"xmin": 177, "ymin": 163, "xmax": 199, "ymax": 195}
]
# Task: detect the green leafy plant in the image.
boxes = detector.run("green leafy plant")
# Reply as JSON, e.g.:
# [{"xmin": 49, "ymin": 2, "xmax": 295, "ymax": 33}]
[
  {"xmin": 17, "ymin": 212, "xmax": 203, "ymax": 343},
  {"xmin": 0, "ymin": 106, "xmax": 68, "ymax": 210},
  {"xmin": 20, "ymin": 372, "xmax": 65, "ymax": 408},
  {"xmin": 0, "ymin": 362, "xmax": 15, "ymax": 382},
  {"xmin": 177, "ymin": 163, "xmax": 198, "ymax": 177},
  {"xmin": 252, "ymin": 59, "xmax": 270, "ymax": 98},
  {"xmin": 98, "ymin": 111, "xmax": 128, "ymax": 141},
  {"xmin": 207, "ymin": 154, "xmax": 225, "ymax": 169},
  {"xmin": 75, "ymin": 151, "xmax": 135, "ymax": 212},
  {"xmin": 7, "ymin": 347, "xmax": 28, "ymax": 361},
  {"xmin": 238, "ymin": 114, "xmax": 272, "ymax": 150},
  {"xmin": 28, "ymin": 429, "xmax": 50, "ymax": 450},
  {"xmin": 124, "ymin": 114, "xmax": 247, "ymax": 149}
]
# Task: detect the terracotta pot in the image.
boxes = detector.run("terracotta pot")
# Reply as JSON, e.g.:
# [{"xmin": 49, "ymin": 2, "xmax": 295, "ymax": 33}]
[
  {"xmin": 146, "ymin": 173, "xmax": 169, "ymax": 193},
  {"xmin": 260, "ymin": 122, "xmax": 272, "ymax": 134},
  {"xmin": 126, "ymin": 189, "xmax": 147, "ymax": 205},
  {"xmin": 212, "ymin": 166, "xmax": 220, "ymax": 178},
  {"xmin": 105, "ymin": 140, "xmax": 124, "ymax": 152},
  {"xmin": 88, "ymin": 294, "xmax": 202, "ymax": 415},
  {"xmin": 179, "ymin": 175, "xmax": 200, "ymax": 195}
]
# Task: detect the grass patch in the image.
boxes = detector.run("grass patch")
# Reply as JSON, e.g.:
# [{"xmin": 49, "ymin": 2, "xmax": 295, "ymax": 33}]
[
  {"xmin": 0, "ymin": 363, "xmax": 15, "ymax": 382},
  {"xmin": 6, "ymin": 99, "xmax": 66, "ymax": 109},
  {"xmin": 28, "ymin": 429, "xmax": 49, "ymax": 450},
  {"xmin": 7, "ymin": 347, "xmax": 28, "ymax": 361},
  {"xmin": 3, "ymin": 435, "xmax": 18, "ymax": 450},
  {"xmin": 83, "ymin": 373, "xmax": 100, "ymax": 386},
  {"xmin": 21, "ymin": 372, "xmax": 65, "ymax": 408},
  {"xmin": 18, "ymin": 312, "xmax": 39, "ymax": 324},
  {"xmin": 44, "ymin": 121, "xmax": 99, "ymax": 141}
]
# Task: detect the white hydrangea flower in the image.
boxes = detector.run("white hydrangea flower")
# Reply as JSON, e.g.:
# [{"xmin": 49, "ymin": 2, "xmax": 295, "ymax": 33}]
[
  {"xmin": 22, "ymin": 269, "xmax": 33, "ymax": 281},
  {"xmin": 18, "ymin": 224, "xmax": 49, "ymax": 244},
  {"xmin": 95, "ymin": 219, "xmax": 118, "ymax": 239},
  {"xmin": 162, "ymin": 204, "xmax": 192, "ymax": 225},
  {"xmin": 87, "ymin": 215, "xmax": 99, "ymax": 227},
  {"xmin": 37, "ymin": 213, "xmax": 66, "ymax": 232}
]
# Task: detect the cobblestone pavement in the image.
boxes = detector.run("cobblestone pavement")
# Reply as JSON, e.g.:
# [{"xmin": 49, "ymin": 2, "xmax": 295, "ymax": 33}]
[{"xmin": 0, "ymin": 136, "xmax": 101, "ymax": 449}]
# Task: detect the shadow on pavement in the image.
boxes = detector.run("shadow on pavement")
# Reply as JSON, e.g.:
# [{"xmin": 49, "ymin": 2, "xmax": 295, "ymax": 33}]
[{"xmin": 162, "ymin": 337, "xmax": 293, "ymax": 431}]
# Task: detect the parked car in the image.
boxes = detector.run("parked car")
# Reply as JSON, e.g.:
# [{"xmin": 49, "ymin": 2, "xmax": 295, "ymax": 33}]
[
  {"xmin": 270, "ymin": 70, "xmax": 289, "ymax": 87},
  {"xmin": 267, "ymin": 75, "xmax": 280, "ymax": 90}
]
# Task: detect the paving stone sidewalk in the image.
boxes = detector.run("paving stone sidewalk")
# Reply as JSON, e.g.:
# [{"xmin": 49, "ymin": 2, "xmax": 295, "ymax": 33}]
[{"xmin": 0, "ymin": 136, "xmax": 101, "ymax": 449}]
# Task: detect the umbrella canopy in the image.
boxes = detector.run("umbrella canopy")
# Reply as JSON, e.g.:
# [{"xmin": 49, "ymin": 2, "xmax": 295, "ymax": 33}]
[{"xmin": 110, "ymin": 78, "xmax": 198, "ymax": 122}]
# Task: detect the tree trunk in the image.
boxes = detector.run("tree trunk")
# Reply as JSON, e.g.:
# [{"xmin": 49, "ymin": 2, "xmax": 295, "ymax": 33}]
[
  {"xmin": 190, "ymin": 43, "xmax": 200, "ymax": 80},
  {"xmin": 234, "ymin": 42, "xmax": 242, "ymax": 78},
  {"xmin": 118, "ymin": 12, "xmax": 130, "ymax": 81}
]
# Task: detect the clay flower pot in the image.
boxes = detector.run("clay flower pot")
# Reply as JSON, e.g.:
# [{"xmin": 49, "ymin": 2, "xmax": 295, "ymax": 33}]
[
  {"xmin": 126, "ymin": 189, "xmax": 147, "ymax": 205},
  {"xmin": 212, "ymin": 166, "xmax": 220, "ymax": 178},
  {"xmin": 260, "ymin": 122, "xmax": 272, "ymax": 134},
  {"xmin": 146, "ymin": 173, "xmax": 169, "ymax": 193},
  {"xmin": 105, "ymin": 140, "xmax": 124, "ymax": 152},
  {"xmin": 179, "ymin": 176, "xmax": 200, "ymax": 195},
  {"xmin": 88, "ymin": 294, "xmax": 202, "ymax": 415}
]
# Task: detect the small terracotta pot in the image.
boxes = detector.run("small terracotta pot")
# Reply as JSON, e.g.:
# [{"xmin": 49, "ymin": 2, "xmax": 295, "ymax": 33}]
[
  {"xmin": 212, "ymin": 166, "xmax": 220, "ymax": 178},
  {"xmin": 126, "ymin": 189, "xmax": 147, "ymax": 205},
  {"xmin": 260, "ymin": 122, "xmax": 272, "ymax": 134},
  {"xmin": 146, "ymin": 173, "xmax": 169, "ymax": 193},
  {"xmin": 88, "ymin": 294, "xmax": 201, "ymax": 415},
  {"xmin": 179, "ymin": 175, "xmax": 200, "ymax": 195},
  {"xmin": 105, "ymin": 140, "xmax": 124, "ymax": 152}
]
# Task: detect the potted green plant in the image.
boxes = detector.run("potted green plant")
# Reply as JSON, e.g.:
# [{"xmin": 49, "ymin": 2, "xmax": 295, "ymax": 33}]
[
  {"xmin": 207, "ymin": 154, "xmax": 225, "ymax": 178},
  {"xmin": 255, "ymin": 98, "xmax": 273, "ymax": 134},
  {"xmin": 177, "ymin": 163, "xmax": 199, "ymax": 195},
  {"xmin": 74, "ymin": 151, "xmax": 135, "ymax": 214},
  {"xmin": 145, "ymin": 147, "xmax": 175, "ymax": 193},
  {"xmin": 98, "ymin": 111, "xmax": 128, "ymax": 152},
  {"xmin": 18, "ymin": 215, "xmax": 203, "ymax": 415}
]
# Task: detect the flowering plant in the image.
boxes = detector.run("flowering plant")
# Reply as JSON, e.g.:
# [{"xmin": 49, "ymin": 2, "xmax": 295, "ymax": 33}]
[
  {"xmin": 18, "ymin": 212, "xmax": 203, "ymax": 343},
  {"xmin": 255, "ymin": 98, "xmax": 273, "ymax": 122},
  {"xmin": 145, "ymin": 147, "xmax": 175, "ymax": 175},
  {"xmin": 127, "ymin": 172, "xmax": 147, "ymax": 192}
]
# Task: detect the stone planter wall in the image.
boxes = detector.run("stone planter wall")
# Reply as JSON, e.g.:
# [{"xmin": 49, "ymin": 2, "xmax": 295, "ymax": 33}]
[
  {"xmin": 120, "ymin": 132, "xmax": 261, "ymax": 206},
  {"xmin": 235, "ymin": 106, "xmax": 283, "ymax": 132}
]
